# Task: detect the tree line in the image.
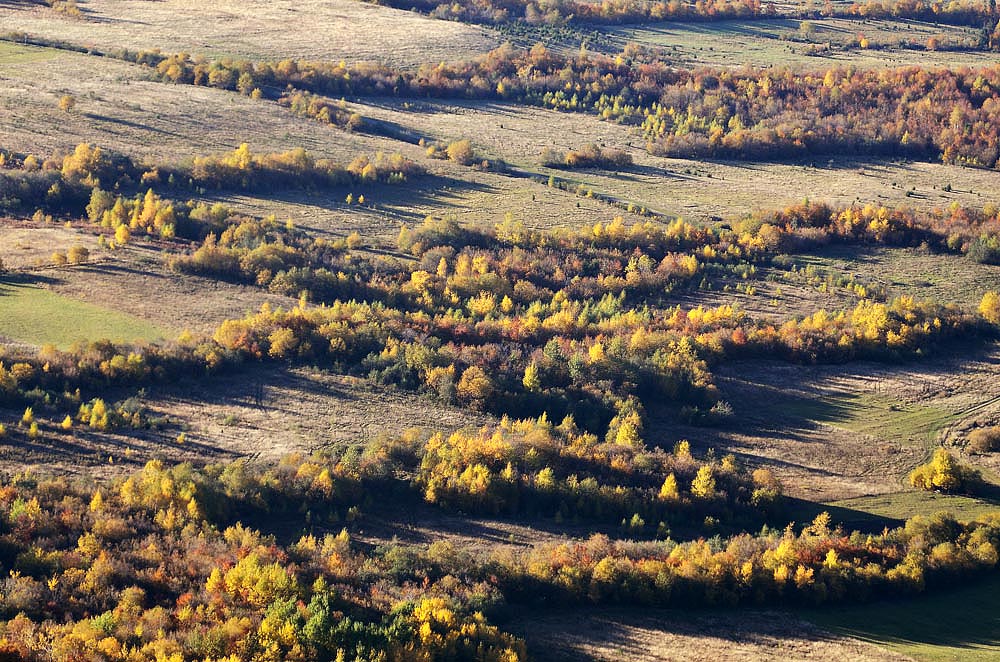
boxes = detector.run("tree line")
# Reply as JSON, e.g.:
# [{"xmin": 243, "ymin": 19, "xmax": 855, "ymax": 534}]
[
  {"xmin": 111, "ymin": 43, "xmax": 1000, "ymax": 168},
  {"xmin": 0, "ymin": 450, "xmax": 998, "ymax": 661}
]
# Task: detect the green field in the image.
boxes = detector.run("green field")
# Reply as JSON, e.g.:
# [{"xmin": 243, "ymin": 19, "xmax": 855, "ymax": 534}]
[
  {"xmin": 799, "ymin": 246, "xmax": 1000, "ymax": 311},
  {"xmin": 0, "ymin": 41, "xmax": 58, "ymax": 66},
  {"xmin": 0, "ymin": 280, "xmax": 170, "ymax": 347},
  {"xmin": 784, "ymin": 389, "xmax": 955, "ymax": 449},
  {"xmin": 830, "ymin": 491, "xmax": 1000, "ymax": 521},
  {"xmin": 806, "ymin": 573, "xmax": 1000, "ymax": 662}
]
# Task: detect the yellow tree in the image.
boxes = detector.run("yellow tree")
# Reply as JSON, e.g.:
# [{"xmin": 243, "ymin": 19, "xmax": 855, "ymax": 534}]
[
  {"xmin": 446, "ymin": 139, "xmax": 475, "ymax": 165},
  {"xmin": 457, "ymin": 366, "xmax": 494, "ymax": 403},
  {"xmin": 690, "ymin": 464, "xmax": 716, "ymax": 499},
  {"xmin": 910, "ymin": 448, "xmax": 967, "ymax": 492},
  {"xmin": 658, "ymin": 473, "xmax": 679, "ymax": 501},
  {"xmin": 979, "ymin": 291, "xmax": 1000, "ymax": 324},
  {"xmin": 522, "ymin": 362, "xmax": 541, "ymax": 391},
  {"xmin": 114, "ymin": 224, "xmax": 131, "ymax": 246}
]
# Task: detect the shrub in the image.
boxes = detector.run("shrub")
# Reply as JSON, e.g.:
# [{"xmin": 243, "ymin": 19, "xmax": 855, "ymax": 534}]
[
  {"xmin": 446, "ymin": 139, "xmax": 475, "ymax": 165},
  {"xmin": 968, "ymin": 426, "xmax": 1000, "ymax": 453},
  {"xmin": 968, "ymin": 235, "xmax": 1000, "ymax": 264},
  {"xmin": 67, "ymin": 245, "xmax": 90, "ymax": 264},
  {"xmin": 979, "ymin": 291, "xmax": 1000, "ymax": 324}
]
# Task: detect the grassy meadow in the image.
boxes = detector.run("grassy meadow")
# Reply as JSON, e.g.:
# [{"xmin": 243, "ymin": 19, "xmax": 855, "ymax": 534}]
[{"xmin": 0, "ymin": 279, "xmax": 170, "ymax": 347}]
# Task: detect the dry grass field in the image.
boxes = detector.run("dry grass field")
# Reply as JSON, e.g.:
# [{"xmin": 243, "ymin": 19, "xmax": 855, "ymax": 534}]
[
  {"xmin": 512, "ymin": 608, "xmax": 914, "ymax": 662},
  {"xmin": 354, "ymin": 98, "xmax": 1000, "ymax": 224},
  {"xmin": 608, "ymin": 18, "xmax": 994, "ymax": 69},
  {"xmin": 0, "ymin": 45, "xmax": 391, "ymax": 163},
  {"xmin": 653, "ymin": 345, "xmax": 1000, "ymax": 504},
  {"xmin": 555, "ymin": 158, "xmax": 1000, "ymax": 225},
  {"xmin": 0, "ymin": 220, "xmax": 296, "ymax": 334},
  {"xmin": 0, "ymin": 223, "xmax": 93, "ymax": 269},
  {"xmin": 0, "ymin": 0, "xmax": 499, "ymax": 67},
  {"xmin": 0, "ymin": 364, "xmax": 487, "ymax": 477},
  {"xmin": 206, "ymin": 168, "xmax": 617, "ymax": 240}
]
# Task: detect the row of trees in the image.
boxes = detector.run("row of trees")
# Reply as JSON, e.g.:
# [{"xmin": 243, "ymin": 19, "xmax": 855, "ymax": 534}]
[
  {"xmin": 199, "ymin": 201, "xmax": 983, "ymax": 437},
  {"xmin": 122, "ymin": 43, "xmax": 1000, "ymax": 167},
  {"xmin": 7, "ymin": 191, "xmax": 1000, "ymax": 450},
  {"xmin": 0, "ymin": 143, "xmax": 421, "ymax": 227},
  {"xmin": 0, "ymin": 452, "xmax": 998, "ymax": 661},
  {"xmin": 411, "ymin": 416, "xmax": 781, "ymax": 525},
  {"xmin": 361, "ymin": 0, "xmax": 998, "ymax": 27}
]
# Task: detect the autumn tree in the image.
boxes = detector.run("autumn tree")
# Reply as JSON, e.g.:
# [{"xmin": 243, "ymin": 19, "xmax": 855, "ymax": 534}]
[
  {"xmin": 910, "ymin": 448, "xmax": 977, "ymax": 493},
  {"xmin": 67, "ymin": 245, "xmax": 90, "ymax": 264},
  {"xmin": 979, "ymin": 291, "xmax": 1000, "ymax": 324}
]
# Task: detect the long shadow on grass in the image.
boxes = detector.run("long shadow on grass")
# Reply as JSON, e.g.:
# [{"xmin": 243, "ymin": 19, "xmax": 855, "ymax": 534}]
[
  {"xmin": 779, "ymin": 496, "xmax": 900, "ymax": 532},
  {"xmin": 148, "ymin": 363, "xmax": 361, "ymax": 420},
  {"xmin": 0, "ymin": 417, "xmax": 236, "ymax": 471},
  {"xmin": 0, "ymin": 272, "xmax": 59, "ymax": 289},
  {"xmin": 204, "ymin": 173, "xmax": 500, "ymax": 229},
  {"xmin": 354, "ymin": 97, "xmax": 534, "ymax": 120},
  {"xmin": 509, "ymin": 604, "xmax": 878, "ymax": 662},
  {"xmin": 804, "ymin": 571, "xmax": 1000, "ymax": 653},
  {"xmin": 586, "ymin": 163, "xmax": 702, "ymax": 183},
  {"xmin": 83, "ymin": 113, "xmax": 187, "ymax": 139}
]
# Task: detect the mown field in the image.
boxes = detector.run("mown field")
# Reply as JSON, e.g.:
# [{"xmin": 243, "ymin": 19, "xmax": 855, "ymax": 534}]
[{"xmin": 5, "ymin": 0, "xmax": 1000, "ymax": 660}]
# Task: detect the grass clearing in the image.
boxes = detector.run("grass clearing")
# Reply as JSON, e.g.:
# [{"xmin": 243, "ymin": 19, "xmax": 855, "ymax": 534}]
[
  {"xmin": 0, "ymin": 278, "xmax": 170, "ymax": 347},
  {"xmin": 512, "ymin": 607, "xmax": 911, "ymax": 662},
  {"xmin": 0, "ymin": 50, "xmax": 399, "ymax": 164},
  {"xmin": 828, "ymin": 491, "xmax": 1000, "ymax": 521},
  {"xmin": 545, "ymin": 158, "xmax": 1000, "ymax": 226},
  {"xmin": 0, "ymin": 224, "xmax": 92, "ymax": 269},
  {"xmin": 352, "ymin": 99, "xmax": 1000, "ymax": 227},
  {"xmin": 0, "ymin": 41, "xmax": 58, "ymax": 66},
  {"xmin": 779, "ymin": 390, "xmax": 956, "ymax": 449},
  {"xmin": 660, "ymin": 350, "xmax": 1000, "ymax": 503},
  {"xmin": 45, "ymin": 252, "xmax": 297, "ymax": 335},
  {"xmin": 806, "ymin": 573, "xmax": 1000, "ymax": 662}
]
